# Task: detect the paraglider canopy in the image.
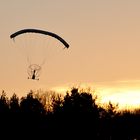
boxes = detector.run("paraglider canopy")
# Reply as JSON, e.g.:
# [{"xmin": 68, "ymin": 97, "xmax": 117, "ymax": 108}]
[{"xmin": 10, "ymin": 28, "xmax": 69, "ymax": 49}]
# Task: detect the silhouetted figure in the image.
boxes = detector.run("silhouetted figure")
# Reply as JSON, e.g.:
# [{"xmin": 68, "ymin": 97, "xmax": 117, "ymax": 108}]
[
  {"xmin": 28, "ymin": 69, "xmax": 39, "ymax": 80},
  {"xmin": 32, "ymin": 70, "xmax": 36, "ymax": 80}
]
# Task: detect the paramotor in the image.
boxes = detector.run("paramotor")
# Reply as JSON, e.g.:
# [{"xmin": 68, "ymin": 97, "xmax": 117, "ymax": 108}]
[{"xmin": 10, "ymin": 28, "xmax": 69, "ymax": 80}]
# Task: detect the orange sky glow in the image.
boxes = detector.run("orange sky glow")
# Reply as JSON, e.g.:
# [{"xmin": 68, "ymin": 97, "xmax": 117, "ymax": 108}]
[{"xmin": 51, "ymin": 81, "xmax": 140, "ymax": 111}]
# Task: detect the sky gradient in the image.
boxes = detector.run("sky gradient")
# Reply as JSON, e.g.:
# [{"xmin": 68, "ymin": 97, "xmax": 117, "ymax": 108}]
[{"xmin": 1, "ymin": 0, "xmax": 140, "ymax": 109}]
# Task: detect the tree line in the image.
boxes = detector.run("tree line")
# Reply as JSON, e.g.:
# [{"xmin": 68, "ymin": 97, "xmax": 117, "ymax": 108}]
[{"xmin": 0, "ymin": 88, "xmax": 139, "ymax": 140}]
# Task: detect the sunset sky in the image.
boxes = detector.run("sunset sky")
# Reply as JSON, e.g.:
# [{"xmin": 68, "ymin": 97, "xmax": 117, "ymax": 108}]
[{"xmin": 1, "ymin": 0, "xmax": 140, "ymax": 110}]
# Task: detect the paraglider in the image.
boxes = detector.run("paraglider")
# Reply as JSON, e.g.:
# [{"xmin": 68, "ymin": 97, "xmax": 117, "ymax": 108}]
[{"xmin": 10, "ymin": 28, "xmax": 69, "ymax": 80}]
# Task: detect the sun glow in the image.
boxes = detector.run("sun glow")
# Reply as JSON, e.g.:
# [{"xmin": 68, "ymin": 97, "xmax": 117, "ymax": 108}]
[
  {"xmin": 50, "ymin": 81, "xmax": 140, "ymax": 111},
  {"xmin": 99, "ymin": 89, "xmax": 140, "ymax": 110}
]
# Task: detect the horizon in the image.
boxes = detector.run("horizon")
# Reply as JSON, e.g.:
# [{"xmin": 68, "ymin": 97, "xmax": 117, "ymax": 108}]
[{"xmin": 2, "ymin": 80, "xmax": 140, "ymax": 111}]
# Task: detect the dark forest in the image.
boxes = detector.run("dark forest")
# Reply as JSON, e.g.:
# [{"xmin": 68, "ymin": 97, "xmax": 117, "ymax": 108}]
[{"xmin": 0, "ymin": 88, "xmax": 139, "ymax": 140}]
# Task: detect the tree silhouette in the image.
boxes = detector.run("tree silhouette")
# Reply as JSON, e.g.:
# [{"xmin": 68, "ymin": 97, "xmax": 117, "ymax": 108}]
[
  {"xmin": 0, "ymin": 87, "xmax": 140, "ymax": 139},
  {"xmin": 48, "ymin": 87, "xmax": 100, "ymax": 139},
  {"xmin": 10, "ymin": 93, "xmax": 20, "ymax": 112}
]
